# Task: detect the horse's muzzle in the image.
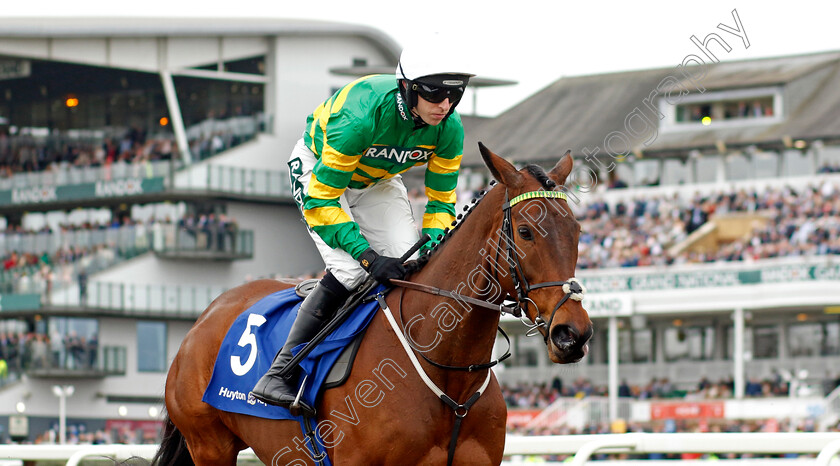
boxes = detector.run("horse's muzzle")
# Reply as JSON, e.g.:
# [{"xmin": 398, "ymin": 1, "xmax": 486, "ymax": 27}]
[{"xmin": 549, "ymin": 323, "xmax": 593, "ymax": 363}]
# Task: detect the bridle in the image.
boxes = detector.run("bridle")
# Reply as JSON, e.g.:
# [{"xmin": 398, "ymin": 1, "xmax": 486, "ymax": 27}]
[
  {"xmin": 388, "ymin": 187, "xmax": 587, "ymax": 370},
  {"xmin": 499, "ymin": 189, "xmax": 586, "ymax": 342}
]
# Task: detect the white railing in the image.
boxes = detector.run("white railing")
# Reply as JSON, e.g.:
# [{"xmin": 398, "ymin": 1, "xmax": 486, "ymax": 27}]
[
  {"xmin": 525, "ymin": 396, "xmax": 634, "ymax": 430},
  {"xmin": 504, "ymin": 433, "xmax": 840, "ymax": 465},
  {"xmin": 0, "ymin": 160, "xmax": 174, "ymax": 191},
  {"xmin": 1, "ymin": 433, "xmax": 839, "ymax": 465},
  {"xmin": 0, "ymin": 444, "xmax": 258, "ymax": 465}
]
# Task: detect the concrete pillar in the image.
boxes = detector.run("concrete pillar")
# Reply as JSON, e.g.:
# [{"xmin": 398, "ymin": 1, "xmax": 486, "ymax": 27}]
[
  {"xmin": 733, "ymin": 307, "xmax": 745, "ymax": 399},
  {"xmin": 264, "ymin": 37, "xmax": 277, "ymax": 136},
  {"xmin": 715, "ymin": 154, "xmax": 727, "ymax": 184},
  {"xmin": 608, "ymin": 316, "xmax": 619, "ymax": 421},
  {"xmin": 657, "ymin": 158, "xmax": 666, "ymax": 185},
  {"xmin": 777, "ymin": 150, "xmax": 786, "ymax": 177},
  {"xmin": 159, "ymin": 71, "xmax": 191, "ymax": 165},
  {"xmin": 157, "ymin": 38, "xmax": 191, "ymax": 166}
]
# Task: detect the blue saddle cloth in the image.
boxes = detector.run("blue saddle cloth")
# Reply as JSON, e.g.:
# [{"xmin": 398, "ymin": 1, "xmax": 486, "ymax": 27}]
[{"xmin": 202, "ymin": 285, "xmax": 383, "ymax": 462}]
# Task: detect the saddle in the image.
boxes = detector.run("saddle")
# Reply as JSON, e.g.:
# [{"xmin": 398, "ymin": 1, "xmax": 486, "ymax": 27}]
[
  {"xmin": 202, "ymin": 282, "xmax": 383, "ymax": 423},
  {"xmin": 296, "ymin": 278, "xmax": 365, "ymax": 389}
]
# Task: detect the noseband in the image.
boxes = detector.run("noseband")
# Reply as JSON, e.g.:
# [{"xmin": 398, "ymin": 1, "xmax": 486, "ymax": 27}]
[{"xmin": 500, "ymin": 189, "xmax": 586, "ymax": 342}]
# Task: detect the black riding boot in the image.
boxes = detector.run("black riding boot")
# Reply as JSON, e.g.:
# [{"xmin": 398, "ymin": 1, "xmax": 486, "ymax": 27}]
[{"xmin": 250, "ymin": 280, "xmax": 345, "ymax": 409}]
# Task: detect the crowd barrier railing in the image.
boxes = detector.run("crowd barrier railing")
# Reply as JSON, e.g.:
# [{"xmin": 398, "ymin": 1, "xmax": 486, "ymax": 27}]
[{"xmin": 0, "ymin": 433, "xmax": 838, "ymax": 465}]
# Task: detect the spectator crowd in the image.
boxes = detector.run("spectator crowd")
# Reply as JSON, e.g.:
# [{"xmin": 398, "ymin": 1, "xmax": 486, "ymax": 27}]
[
  {"xmin": 575, "ymin": 181, "xmax": 840, "ymax": 269},
  {"xmin": 0, "ymin": 330, "xmax": 99, "ymax": 381},
  {"xmin": 501, "ymin": 371, "xmax": 840, "ymax": 410},
  {"xmin": 0, "ymin": 112, "xmax": 264, "ymax": 181},
  {"xmin": 501, "ymin": 376, "xmax": 840, "ymax": 461},
  {"xmin": 0, "ymin": 212, "xmax": 239, "ymax": 297},
  {"xmin": 446, "ymin": 177, "xmax": 840, "ymax": 271},
  {"xmin": 0, "ymin": 126, "xmax": 176, "ymax": 179}
]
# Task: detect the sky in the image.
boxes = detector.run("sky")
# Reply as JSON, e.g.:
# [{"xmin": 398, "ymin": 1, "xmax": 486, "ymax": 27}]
[{"xmin": 6, "ymin": 1, "xmax": 840, "ymax": 116}]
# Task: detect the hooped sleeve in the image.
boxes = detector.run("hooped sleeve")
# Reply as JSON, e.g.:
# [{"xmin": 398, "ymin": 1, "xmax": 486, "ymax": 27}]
[
  {"xmin": 421, "ymin": 116, "xmax": 463, "ymax": 253},
  {"xmin": 301, "ymin": 79, "xmax": 374, "ymax": 259}
]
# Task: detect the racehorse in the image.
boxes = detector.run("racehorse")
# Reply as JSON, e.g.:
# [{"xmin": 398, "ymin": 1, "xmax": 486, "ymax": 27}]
[{"xmin": 153, "ymin": 143, "xmax": 592, "ymax": 465}]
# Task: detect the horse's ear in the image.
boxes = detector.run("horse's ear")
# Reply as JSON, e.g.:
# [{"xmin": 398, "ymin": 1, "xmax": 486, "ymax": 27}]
[
  {"xmin": 548, "ymin": 150, "xmax": 574, "ymax": 186},
  {"xmin": 479, "ymin": 142, "xmax": 523, "ymax": 188}
]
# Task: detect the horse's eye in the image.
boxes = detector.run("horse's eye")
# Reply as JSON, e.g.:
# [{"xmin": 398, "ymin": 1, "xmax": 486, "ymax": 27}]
[{"xmin": 518, "ymin": 225, "xmax": 533, "ymax": 240}]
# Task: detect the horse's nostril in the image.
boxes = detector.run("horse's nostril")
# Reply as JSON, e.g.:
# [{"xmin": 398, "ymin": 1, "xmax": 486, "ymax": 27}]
[
  {"xmin": 551, "ymin": 325, "xmax": 577, "ymax": 349},
  {"xmin": 581, "ymin": 325, "xmax": 594, "ymax": 345}
]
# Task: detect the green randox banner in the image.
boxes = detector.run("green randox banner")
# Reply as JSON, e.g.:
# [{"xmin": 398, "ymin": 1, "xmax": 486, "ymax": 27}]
[
  {"xmin": 581, "ymin": 262, "xmax": 840, "ymax": 293},
  {"xmin": 0, "ymin": 177, "xmax": 166, "ymax": 205},
  {"xmin": 0, "ymin": 294, "xmax": 41, "ymax": 311}
]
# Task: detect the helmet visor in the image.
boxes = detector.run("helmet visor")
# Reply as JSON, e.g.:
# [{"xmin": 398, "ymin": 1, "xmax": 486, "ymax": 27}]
[{"xmin": 412, "ymin": 81, "xmax": 465, "ymax": 104}]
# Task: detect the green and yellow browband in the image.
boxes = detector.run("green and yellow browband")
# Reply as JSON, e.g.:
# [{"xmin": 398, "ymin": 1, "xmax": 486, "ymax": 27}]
[{"xmin": 504, "ymin": 190, "xmax": 568, "ymax": 209}]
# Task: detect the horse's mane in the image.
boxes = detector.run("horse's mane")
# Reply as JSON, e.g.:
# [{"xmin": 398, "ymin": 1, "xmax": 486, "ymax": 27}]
[
  {"xmin": 524, "ymin": 164, "xmax": 557, "ymax": 191},
  {"xmin": 406, "ymin": 164, "xmax": 556, "ymax": 274}
]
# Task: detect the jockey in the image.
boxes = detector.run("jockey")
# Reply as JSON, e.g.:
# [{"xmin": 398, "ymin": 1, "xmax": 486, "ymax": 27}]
[{"xmin": 250, "ymin": 43, "xmax": 475, "ymax": 408}]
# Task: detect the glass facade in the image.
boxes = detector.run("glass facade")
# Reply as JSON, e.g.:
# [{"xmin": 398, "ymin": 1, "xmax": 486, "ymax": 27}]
[
  {"xmin": 675, "ymin": 96, "xmax": 775, "ymax": 123},
  {"xmin": 0, "ymin": 57, "xmax": 266, "ymax": 169},
  {"xmin": 617, "ymin": 328, "xmax": 655, "ymax": 363},
  {"xmin": 789, "ymin": 321, "xmax": 840, "ymax": 357},
  {"xmin": 137, "ymin": 321, "xmax": 167, "ymax": 372},
  {"xmin": 664, "ymin": 326, "xmax": 715, "ymax": 361},
  {"xmin": 48, "ymin": 316, "xmax": 99, "ymax": 370}
]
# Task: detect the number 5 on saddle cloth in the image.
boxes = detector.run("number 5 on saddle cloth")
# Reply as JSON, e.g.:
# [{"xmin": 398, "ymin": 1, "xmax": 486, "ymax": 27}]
[{"xmin": 202, "ymin": 235, "xmax": 427, "ymax": 420}]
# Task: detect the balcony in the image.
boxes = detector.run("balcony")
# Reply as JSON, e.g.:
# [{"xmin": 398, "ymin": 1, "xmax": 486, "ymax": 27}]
[
  {"xmin": 48, "ymin": 282, "xmax": 226, "ymax": 319},
  {"xmin": 153, "ymin": 226, "xmax": 254, "ymax": 260},
  {"xmin": 22, "ymin": 345, "xmax": 126, "ymax": 378},
  {"xmin": 0, "ymin": 154, "xmax": 293, "ymax": 214}
]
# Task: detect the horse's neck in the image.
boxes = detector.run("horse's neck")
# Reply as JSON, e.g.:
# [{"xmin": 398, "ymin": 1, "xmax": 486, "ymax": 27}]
[{"xmin": 407, "ymin": 195, "xmax": 506, "ymax": 374}]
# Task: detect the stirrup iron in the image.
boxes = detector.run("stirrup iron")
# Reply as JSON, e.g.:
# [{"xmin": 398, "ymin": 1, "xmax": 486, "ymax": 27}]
[{"xmin": 289, "ymin": 375, "xmax": 316, "ymax": 417}]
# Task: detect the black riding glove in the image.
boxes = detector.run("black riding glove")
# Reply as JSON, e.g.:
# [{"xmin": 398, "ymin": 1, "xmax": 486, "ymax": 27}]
[{"xmin": 358, "ymin": 248, "xmax": 406, "ymax": 284}]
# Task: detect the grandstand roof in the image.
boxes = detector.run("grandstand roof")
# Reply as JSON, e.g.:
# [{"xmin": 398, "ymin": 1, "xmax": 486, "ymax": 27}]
[
  {"xmin": 0, "ymin": 17, "xmax": 401, "ymax": 59},
  {"xmin": 463, "ymin": 50, "xmax": 840, "ymax": 166}
]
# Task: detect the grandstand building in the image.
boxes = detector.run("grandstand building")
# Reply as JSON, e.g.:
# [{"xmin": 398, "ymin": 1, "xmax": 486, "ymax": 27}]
[
  {"xmin": 0, "ymin": 17, "xmax": 408, "ymax": 443},
  {"xmin": 473, "ymin": 50, "xmax": 840, "ymax": 429},
  {"xmin": 0, "ymin": 16, "xmax": 514, "ymax": 444}
]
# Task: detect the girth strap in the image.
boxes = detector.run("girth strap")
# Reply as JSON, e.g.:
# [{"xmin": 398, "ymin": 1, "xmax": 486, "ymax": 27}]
[{"xmin": 301, "ymin": 414, "xmax": 327, "ymax": 465}]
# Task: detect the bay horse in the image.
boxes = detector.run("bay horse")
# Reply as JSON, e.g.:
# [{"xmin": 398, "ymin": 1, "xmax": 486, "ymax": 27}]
[{"xmin": 154, "ymin": 143, "xmax": 592, "ymax": 465}]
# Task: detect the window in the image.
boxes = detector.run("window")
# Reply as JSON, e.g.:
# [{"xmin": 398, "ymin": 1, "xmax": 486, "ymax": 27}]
[
  {"xmin": 729, "ymin": 325, "xmax": 780, "ymax": 359},
  {"xmin": 789, "ymin": 321, "xmax": 840, "ymax": 357},
  {"xmin": 661, "ymin": 86, "xmax": 781, "ymax": 131},
  {"xmin": 675, "ymin": 97, "xmax": 774, "ymax": 123},
  {"xmin": 503, "ymin": 335, "xmax": 539, "ymax": 368},
  {"xmin": 825, "ymin": 322, "xmax": 840, "ymax": 356},
  {"xmin": 137, "ymin": 321, "xmax": 167, "ymax": 372},
  {"xmin": 789, "ymin": 323, "xmax": 821, "ymax": 357},
  {"xmin": 632, "ymin": 328, "xmax": 654, "ymax": 363},
  {"xmin": 619, "ymin": 328, "xmax": 654, "ymax": 363},
  {"xmin": 48, "ymin": 317, "xmax": 99, "ymax": 370},
  {"xmin": 664, "ymin": 326, "xmax": 714, "ymax": 361},
  {"xmin": 752, "ymin": 325, "xmax": 779, "ymax": 359}
]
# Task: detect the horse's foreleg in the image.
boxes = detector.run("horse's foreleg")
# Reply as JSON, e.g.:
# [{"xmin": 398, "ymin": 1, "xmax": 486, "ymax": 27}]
[{"xmin": 181, "ymin": 415, "xmax": 242, "ymax": 466}]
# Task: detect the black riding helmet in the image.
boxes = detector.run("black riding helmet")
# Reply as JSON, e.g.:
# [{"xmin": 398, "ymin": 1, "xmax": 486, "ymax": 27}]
[{"xmin": 395, "ymin": 45, "xmax": 475, "ymax": 123}]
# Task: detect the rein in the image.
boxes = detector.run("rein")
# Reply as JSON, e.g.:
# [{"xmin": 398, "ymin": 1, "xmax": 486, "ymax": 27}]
[{"xmin": 394, "ymin": 285, "xmax": 513, "ymax": 372}]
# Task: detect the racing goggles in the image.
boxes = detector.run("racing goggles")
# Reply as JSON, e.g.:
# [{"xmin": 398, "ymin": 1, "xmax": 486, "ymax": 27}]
[{"xmin": 412, "ymin": 81, "xmax": 465, "ymax": 104}]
